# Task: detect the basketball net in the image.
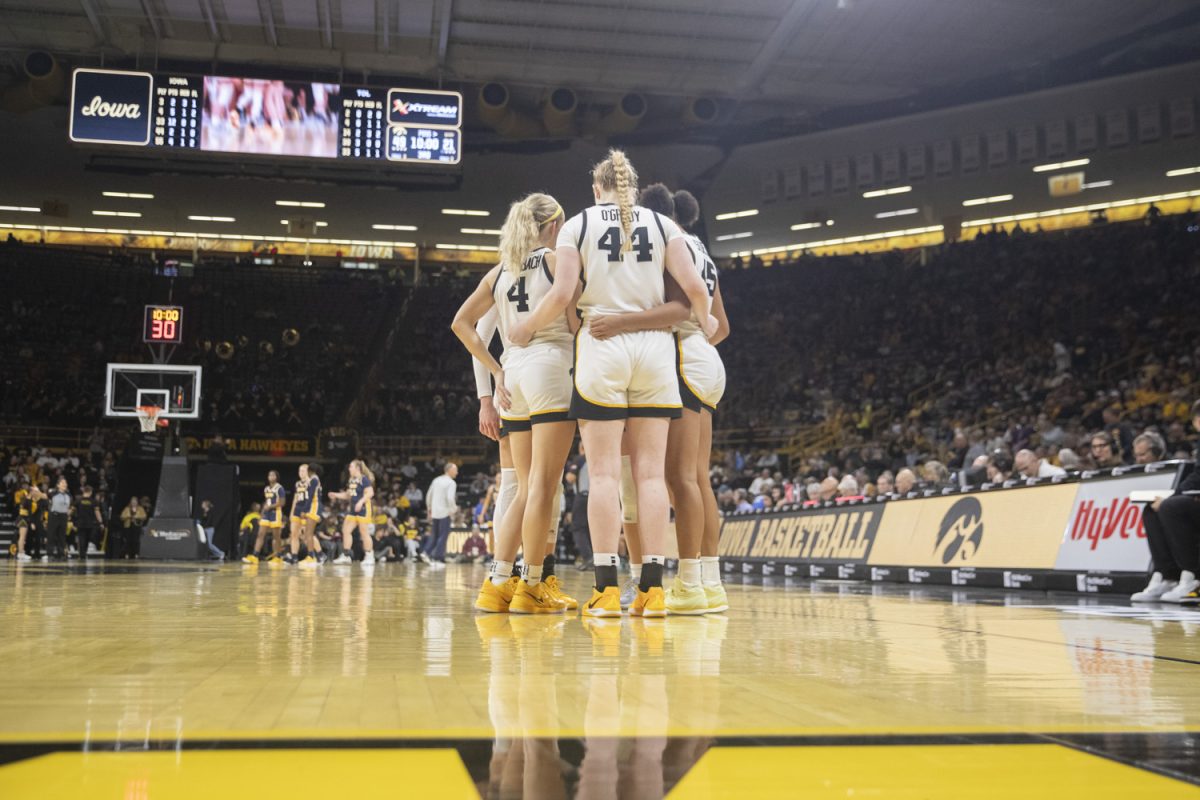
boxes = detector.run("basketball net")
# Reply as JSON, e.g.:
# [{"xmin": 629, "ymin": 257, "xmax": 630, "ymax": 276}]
[{"xmin": 136, "ymin": 405, "xmax": 166, "ymax": 433}]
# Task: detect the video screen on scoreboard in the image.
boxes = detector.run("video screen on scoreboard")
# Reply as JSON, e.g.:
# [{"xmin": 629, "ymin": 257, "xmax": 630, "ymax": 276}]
[
  {"xmin": 70, "ymin": 68, "xmax": 460, "ymax": 166},
  {"xmin": 201, "ymin": 78, "xmax": 341, "ymax": 159}
]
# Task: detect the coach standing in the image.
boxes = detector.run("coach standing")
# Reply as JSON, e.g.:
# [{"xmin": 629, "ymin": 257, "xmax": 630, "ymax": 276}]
[
  {"xmin": 47, "ymin": 477, "xmax": 71, "ymax": 560},
  {"xmin": 427, "ymin": 463, "xmax": 458, "ymax": 567}
]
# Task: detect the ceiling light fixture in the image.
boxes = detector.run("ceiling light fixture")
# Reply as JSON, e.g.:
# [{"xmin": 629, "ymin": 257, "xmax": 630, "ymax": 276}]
[
  {"xmin": 862, "ymin": 186, "xmax": 911, "ymax": 198},
  {"xmin": 714, "ymin": 209, "xmax": 758, "ymax": 221},
  {"xmin": 962, "ymin": 194, "xmax": 1014, "ymax": 207},
  {"xmin": 1032, "ymin": 158, "xmax": 1090, "ymax": 173}
]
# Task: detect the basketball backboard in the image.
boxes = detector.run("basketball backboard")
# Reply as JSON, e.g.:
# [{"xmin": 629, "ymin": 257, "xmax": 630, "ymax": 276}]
[{"xmin": 105, "ymin": 363, "xmax": 202, "ymax": 420}]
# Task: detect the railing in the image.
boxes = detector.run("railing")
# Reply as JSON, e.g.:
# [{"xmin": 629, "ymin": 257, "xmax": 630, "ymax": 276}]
[
  {"xmin": 0, "ymin": 424, "xmax": 130, "ymax": 451},
  {"xmin": 359, "ymin": 434, "xmax": 490, "ymax": 464}
]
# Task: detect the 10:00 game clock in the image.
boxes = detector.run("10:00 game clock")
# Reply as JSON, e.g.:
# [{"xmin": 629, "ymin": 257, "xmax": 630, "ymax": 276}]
[{"xmin": 143, "ymin": 305, "xmax": 183, "ymax": 344}]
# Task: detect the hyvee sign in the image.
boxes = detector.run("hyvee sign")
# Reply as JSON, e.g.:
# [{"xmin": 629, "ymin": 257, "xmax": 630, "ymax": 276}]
[{"xmin": 1053, "ymin": 472, "xmax": 1177, "ymax": 571}]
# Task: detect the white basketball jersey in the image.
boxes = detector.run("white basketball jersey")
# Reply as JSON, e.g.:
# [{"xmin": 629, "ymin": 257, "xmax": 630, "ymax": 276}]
[
  {"xmin": 492, "ymin": 247, "xmax": 572, "ymax": 357},
  {"xmin": 558, "ymin": 203, "xmax": 682, "ymax": 319},
  {"xmin": 677, "ymin": 233, "xmax": 718, "ymax": 337}
]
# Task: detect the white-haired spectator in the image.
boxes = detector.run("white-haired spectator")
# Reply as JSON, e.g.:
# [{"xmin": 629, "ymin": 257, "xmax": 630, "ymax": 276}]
[
  {"xmin": 1014, "ymin": 449, "xmax": 1067, "ymax": 479},
  {"xmin": 1132, "ymin": 432, "xmax": 1166, "ymax": 464},
  {"xmin": 804, "ymin": 482, "xmax": 822, "ymax": 506},
  {"xmin": 895, "ymin": 468, "xmax": 917, "ymax": 496},
  {"xmin": 836, "ymin": 475, "xmax": 861, "ymax": 500}
]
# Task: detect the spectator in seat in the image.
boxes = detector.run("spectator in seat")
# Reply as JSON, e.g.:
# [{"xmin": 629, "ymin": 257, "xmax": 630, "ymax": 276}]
[
  {"xmin": 818, "ymin": 477, "xmax": 838, "ymax": 502},
  {"xmin": 748, "ymin": 469, "xmax": 773, "ymax": 497},
  {"xmin": 986, "ymin": 451, "xmax": 1014, "ymax": 484},
  {"xmin": 921, "ymin": 461, "xmax": 952, "ymax": 490},
  {"xmin": 1132, "ymin": 432, "xmax": 1166, "ymax": 465},
  {"xmin": 733, "ymin": 489, "xmax": 753, "ymax": 513},
  {"xmin": 1015, "ymin": 449, "xmax": 1067, "ymax": 479},
  {"xmin": 836, "ymin": 475, "xmax": 861, "ymax": 500},
  {"xmin": 875, "ymin": 471, "xmax": 895, "ymax": 497},
  {"xmin": 1131, "ymin": 402, "xmax": 1200, "ymax": 603},
  {"xmin": 1102, "ymin": 406, "xmax": 1135, "ymax": 463},
  {"xmin": 894, "ymin": 468, "xmax": 917, "ymax": 496},
  {"xmin": 1058, "ymin": 448, "xmax": 1082, "ymax": 471},
  {"xmin": 1088, "ymin": 431, "xmax": 1124, "ymax": 469}
]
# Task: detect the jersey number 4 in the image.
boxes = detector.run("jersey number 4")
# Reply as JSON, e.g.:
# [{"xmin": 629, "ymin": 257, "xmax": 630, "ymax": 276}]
[
  {"xmin": 506, "ymin": 277, "xmax": 530, "ymax": 312},
  {"xmin": 598, "ymin": 226, "xmax": 653, "ymax": 262}
]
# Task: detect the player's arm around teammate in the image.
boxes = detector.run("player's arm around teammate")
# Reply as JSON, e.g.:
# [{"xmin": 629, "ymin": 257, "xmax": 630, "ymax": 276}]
[{"xmin": 454, "ymin": 193, "xmax": 576, "ymax": 613}]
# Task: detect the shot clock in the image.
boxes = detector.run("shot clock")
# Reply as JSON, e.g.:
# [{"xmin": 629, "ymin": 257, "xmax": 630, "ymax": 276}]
[{"xmin": 143, "ymin": 305, "xmax": 183, "ymax": 345}]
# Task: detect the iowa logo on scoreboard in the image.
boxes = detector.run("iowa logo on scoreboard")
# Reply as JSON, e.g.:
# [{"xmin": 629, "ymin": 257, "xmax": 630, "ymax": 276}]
[{"xmin": 69, "ymin": 68, "xmax": 153, "ymax": 146}]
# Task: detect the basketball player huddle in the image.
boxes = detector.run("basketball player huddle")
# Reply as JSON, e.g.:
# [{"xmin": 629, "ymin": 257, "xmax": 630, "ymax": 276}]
[{"xmin": 452, "ymin": 149, "xmax": 730, "ymax": 618}]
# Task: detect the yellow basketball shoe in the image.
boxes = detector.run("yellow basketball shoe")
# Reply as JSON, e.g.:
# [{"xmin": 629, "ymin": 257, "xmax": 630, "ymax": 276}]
[
  {"xmin": 241, "ymin": 554, "xmax": 259, "ymax": 564},
  {"xmin": 665, "ymin": 578, "xmax": 709, "ymax": 616},
  {"xmin": 543, "ymin": 575, "xmax": 578, "ymax": 610},
  {"xmin": 509, "ymin": 580, "xmax": 566, "ymax": 614},
  {"xmin": 582, "ymin": 586, "xmax": 623, "ymax": 618},
  {"xmin": 631, "ymin": 586, "xmax": 667, "ymax": 618},
  {"xmin": 475, "ymin": 575, "xmax": 519, "ymax": 613},
  {"xmin": 704, "ymin": 583, "xmax": 729, "ymax": 614}
]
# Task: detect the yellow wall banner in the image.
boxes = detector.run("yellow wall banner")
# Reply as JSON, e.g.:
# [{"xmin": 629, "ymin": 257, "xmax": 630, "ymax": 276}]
[{"xmin": 866, "ymin": 484, "xmax": 1078, "ymax": 570}]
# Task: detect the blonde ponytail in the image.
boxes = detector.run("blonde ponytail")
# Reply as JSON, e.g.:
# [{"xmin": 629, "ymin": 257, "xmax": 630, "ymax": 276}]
[
  {"xmin": 592, "ymin": 149, "xmax": 639, "ymax": 255},
  {"xmin": 499, "ymin": 193, "xmax": 563, "ymax": 278},
  {"xmin": 351, "ymin": 459, "xmax": 375, "ymax": 485}
]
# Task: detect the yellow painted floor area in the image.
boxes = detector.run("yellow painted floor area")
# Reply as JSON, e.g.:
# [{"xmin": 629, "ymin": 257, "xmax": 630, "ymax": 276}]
[{"xmin": 1, "ymin": 561, "xmax": 1199, "ymax": 798}]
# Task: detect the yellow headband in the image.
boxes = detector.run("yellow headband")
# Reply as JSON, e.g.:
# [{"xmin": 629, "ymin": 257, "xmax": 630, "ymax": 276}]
[{"xmin": 543, "ymin": 205, "xmax": 563, "ymax": 225}]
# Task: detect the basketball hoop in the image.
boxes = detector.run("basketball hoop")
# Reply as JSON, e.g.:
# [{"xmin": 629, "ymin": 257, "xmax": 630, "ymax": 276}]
[{"xmin": 136, "ymin": 405, "xmax": 166, "ymax": 433}]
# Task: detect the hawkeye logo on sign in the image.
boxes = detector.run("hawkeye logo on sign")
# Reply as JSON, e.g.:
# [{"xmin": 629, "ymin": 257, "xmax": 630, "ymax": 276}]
[
  {"xmin": 719, "ymin": 506, "xmax": 883, "ymax": 562},
  {"xmin": 933, "ymin": 496, "xmax": 984, "ymax": 564}
]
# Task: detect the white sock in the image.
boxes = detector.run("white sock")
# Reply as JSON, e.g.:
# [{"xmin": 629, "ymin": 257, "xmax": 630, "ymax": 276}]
[
  {"xmin": 594, "ymin": 552, "xmax": 619, "ymax": 567},
  {"xmin": 495, "ymin": 469, "xmax": 518, "ymax": 531},
  {"xmin": 679, "ymin": 558, "xmax": 702, "ymax": 587},
  {"xmin": 547, "ymin": 482, "xmax": 564, "ymax": 545},
  {"xmin": 701, "ymin": 556, "xmax": 722, "ymax": 587},
  {"xmin": 630, "ymin": 563, "xmax": 642, "ymax": 583},
  {"xmin": 490, "ymin": 559, "xmax": 514, "ymax": 586},
  {"xmin": 522, "ymin": 563, "xmax": 543, "ymax": 586}
]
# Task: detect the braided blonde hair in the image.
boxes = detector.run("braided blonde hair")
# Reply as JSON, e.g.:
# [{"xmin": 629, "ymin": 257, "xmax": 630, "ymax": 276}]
[
  {"xmin": 592, "ymin": 149, "xmax": 638, "ymax": 255},
  {"xmin": 499, "ymin": 193, "xmax": 562, "ymax": 278}
]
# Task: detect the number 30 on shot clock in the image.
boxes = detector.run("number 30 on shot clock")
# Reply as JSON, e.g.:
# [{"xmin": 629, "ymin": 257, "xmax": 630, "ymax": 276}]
[{"xmin": 143, "ymin": 304, "xmax": 183, "ymax": 344}]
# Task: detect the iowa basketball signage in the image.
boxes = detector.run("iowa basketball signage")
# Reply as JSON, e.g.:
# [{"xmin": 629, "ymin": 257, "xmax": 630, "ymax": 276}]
[
  {"xmin": 69, "ymin": 69, "xmax": 152, "ymax": 146},
  {"xmin": 718, "ymin": 505, "xmax": 884, "ymax": 563},
  {"xmin": 1052, "ymin": 471, "xmax": 1178, "ymax": 572}
]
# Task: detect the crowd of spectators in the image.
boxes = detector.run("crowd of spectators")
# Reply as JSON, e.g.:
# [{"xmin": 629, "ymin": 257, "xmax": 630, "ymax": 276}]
[
  {"xmin": 706, "ymin": 213, "xmax": 1200, "ymax": 508},
  {"xmin": 2, "ymin": 433, "xmax": 134, "ymax": 559},
  {"xmin": 0, "ymin": 246, "xmax": 400, "ymax": 433}
]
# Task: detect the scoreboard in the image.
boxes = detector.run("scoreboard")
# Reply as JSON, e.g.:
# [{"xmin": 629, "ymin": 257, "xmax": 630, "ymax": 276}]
[{"xmin": 70, "ymin": 68, "xmax": 462, "ymax": 166}]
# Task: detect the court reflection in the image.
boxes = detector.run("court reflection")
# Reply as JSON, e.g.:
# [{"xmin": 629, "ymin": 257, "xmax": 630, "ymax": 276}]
[{"xmin": 477, "ymin": 615, "xmax": 726, "ymax": 799}]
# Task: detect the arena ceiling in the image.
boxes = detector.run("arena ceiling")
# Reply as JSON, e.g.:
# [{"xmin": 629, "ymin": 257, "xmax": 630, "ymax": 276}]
[
  {"xmin": 2, "ymin": 0, "xmax": 1200, "ymax": 143},
  {"xmin": 1, "ymin": 2, "xmax": 1200, "ymax": 254}
]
